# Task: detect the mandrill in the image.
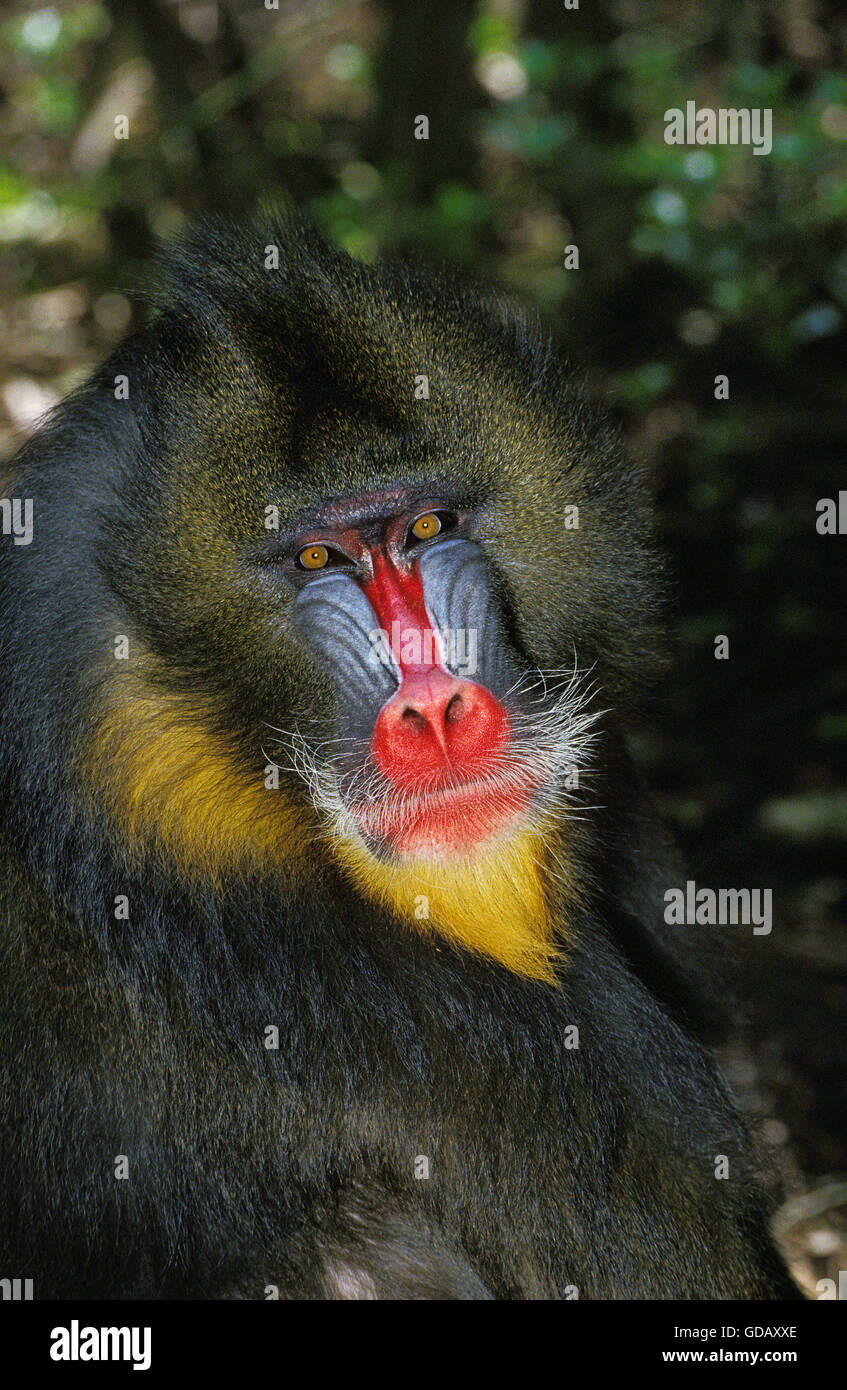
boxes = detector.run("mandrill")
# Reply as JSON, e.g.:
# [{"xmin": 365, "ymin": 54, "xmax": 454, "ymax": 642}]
[{"xmin": 0, "ymin": 214, "xmax": 798, "ymax": 1299}]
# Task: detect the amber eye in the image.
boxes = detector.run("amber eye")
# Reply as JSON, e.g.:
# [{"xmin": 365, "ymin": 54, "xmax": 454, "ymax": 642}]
[
  {"xmin": 410, "ymin": 512, "xmax": 442, "ymax": 542},
  {"xmin": 298, "ymin": 544, "xmax": 329, "ymax": 570}
]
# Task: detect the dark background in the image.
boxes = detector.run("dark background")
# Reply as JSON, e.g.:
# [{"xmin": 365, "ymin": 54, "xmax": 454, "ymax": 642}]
[{"xmin": 1, "ymin": 0, "xmax": 845, "ymax": 1295}]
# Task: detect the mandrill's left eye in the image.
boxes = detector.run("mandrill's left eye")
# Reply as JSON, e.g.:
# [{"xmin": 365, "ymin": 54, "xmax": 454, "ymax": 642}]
[
  {"xmin": 409, "ymin": 512, "xmax": 443, "ymax": 542},
  {"xmin": 298, "ymin": 544, "xmax": 330, "ymax": 570}
]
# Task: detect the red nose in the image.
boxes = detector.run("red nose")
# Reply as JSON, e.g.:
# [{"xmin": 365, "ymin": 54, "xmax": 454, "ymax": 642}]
[{"xmin": 371, "ymin": 667, "xmax": 509, "ymax": 788}]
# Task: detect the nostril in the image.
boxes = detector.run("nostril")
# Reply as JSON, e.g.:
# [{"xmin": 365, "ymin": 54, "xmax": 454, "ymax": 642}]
[
  {"xmin": 401, "ymin": 707, "xmax": 429, "ymax": 734},
  {"xmin": 444, "ymin": 693, "xmax": 465, "ymax": 725}
]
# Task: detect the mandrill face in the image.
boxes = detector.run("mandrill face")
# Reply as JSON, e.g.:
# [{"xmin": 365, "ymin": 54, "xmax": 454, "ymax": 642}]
[{"xmin": 279, "ymin": 487, "xmax": 594, "ymax": 861}]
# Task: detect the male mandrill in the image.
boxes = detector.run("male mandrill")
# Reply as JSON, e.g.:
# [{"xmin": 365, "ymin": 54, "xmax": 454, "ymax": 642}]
[{"xmin": 0, "ymin": 214, "xmax": 797, "ymax": 1299}]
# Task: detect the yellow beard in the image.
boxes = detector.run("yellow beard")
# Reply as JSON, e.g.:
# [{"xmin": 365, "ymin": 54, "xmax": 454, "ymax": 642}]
[{"xmin": 333, "ymin": 822, "xmax": 562, "ymax": 983}]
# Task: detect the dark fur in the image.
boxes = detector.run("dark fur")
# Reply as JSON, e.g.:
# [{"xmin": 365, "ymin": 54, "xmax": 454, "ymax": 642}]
[{"xmin": 0, "ymin": 213, "xmax": 797, "ymax": 1298}]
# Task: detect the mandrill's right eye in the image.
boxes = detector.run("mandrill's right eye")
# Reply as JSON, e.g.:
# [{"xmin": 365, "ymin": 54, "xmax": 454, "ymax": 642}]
[{"xmin": 298, "ymin": 544, "xmax": 330, "ymax": 570}]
